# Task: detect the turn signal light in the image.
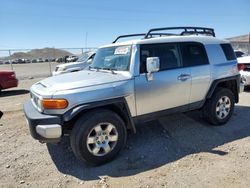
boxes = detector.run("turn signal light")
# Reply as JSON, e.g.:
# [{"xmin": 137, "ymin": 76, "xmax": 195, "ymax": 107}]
[{"xmin": 42, "ymin": 99, "xmax": 68, "ymax": 109}]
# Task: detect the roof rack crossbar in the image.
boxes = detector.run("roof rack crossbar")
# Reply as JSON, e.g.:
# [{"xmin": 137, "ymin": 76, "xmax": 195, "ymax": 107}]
[{"xmin": 144, "ymin": 27, "xmax": 215, "ymax": 39}]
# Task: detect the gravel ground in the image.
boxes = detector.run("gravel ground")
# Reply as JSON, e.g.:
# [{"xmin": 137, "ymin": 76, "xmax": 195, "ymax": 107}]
[{"xmin": 0, "ymin": 79, "xmax": 250, "ymax": 188}]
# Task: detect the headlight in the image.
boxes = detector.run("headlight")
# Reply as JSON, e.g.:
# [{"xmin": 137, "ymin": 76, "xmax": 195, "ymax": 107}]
[{"xmin": 42, "ymin": 99, "xmax": 68, "ymax": 109}]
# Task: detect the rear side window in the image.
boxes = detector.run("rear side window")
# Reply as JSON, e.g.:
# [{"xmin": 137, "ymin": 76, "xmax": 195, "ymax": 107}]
[
  {"xmin": 140, "ymin": 43, "xmax": 181, "ymax": 73},
  {"xmin": 180, "ymin": 42, "xmax": 209, "ymax": 67},
  {"xmin": 220, "ymin": 43, "xmax": 236, "ymax": 61}
]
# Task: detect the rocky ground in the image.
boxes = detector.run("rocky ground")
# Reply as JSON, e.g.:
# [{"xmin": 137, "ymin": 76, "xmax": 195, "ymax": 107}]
[{"xmin": 0, "ymin": 78, "xmax": 250, "ymax": 188}]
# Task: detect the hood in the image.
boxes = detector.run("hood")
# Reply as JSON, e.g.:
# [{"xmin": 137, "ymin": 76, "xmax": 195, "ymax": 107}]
[
  {"xmin": 56, "ymin": 61, "xmax": 87, "ymax": 68},
  {"xmin": 38, "ymin": 70, "xmax": 131, "ymax": 92}
]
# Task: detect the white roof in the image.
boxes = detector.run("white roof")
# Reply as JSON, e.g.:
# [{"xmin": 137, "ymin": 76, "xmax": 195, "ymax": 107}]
[{"xmin": 100, "ymin": 35, "xmax": 228, "ymax": 48}]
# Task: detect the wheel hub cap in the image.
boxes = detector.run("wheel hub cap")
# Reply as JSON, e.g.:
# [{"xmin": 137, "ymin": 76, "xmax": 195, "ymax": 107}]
[
  {"xmin": 86, "ymin": 123, "xmax": 118, "ymax": 156},
  {"xmin": 216, "ymin": 96, "xmax": 231, "ymax": 119}
]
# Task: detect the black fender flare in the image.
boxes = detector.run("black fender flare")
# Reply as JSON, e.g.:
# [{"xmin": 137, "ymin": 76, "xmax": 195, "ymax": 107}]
[
  {"xmin": 206, "ymin": 74, "xmax": 240, "ymax": 103},
  {"xmin": 62, "ymin": 98, "xmax": 136, "ymax": 133}
]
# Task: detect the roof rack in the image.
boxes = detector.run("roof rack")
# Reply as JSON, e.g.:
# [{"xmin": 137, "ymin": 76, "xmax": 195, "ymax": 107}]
[
  {"xmin": 112, "ymin": 32, "xmax": 182, "ymax": 43},
  {"xmin": 144, "ymin": 27, "xmax": 215, "ymax": 38},
  {"xmin": 112, "ymin": 33, "xmax": 145, "ymax": 43},
  {"xmin": 112, "ymin": 27, "xmax": 215, "ymax": 43}
]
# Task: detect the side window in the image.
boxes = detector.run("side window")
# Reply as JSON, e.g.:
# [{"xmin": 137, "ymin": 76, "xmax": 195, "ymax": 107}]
[
  {"xmin": 220, "ymin": 43, "xmax": 236, "ymax": 61},
  {"xmin": 140, "ymin": 43, "xmax": 181, "ymax": 73},
  {"xmin": 180, "ymin": 42, "xmax": 209, "ymax": 67}
]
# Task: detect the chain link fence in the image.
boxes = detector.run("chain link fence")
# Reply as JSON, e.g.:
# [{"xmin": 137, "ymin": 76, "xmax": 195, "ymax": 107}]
[
  {"xmin": 0, "ymin": 48, "xmax": 97, "ymax": 79},
  {"xmin": 231, "ymin": 42, "xmax": 250, "ymax": 55}
]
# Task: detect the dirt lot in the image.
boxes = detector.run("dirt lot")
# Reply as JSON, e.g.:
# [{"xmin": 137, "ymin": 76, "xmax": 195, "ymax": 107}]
[{"xmin": 0, "ymin": 78, "xmax": 250, "ymax": 188}]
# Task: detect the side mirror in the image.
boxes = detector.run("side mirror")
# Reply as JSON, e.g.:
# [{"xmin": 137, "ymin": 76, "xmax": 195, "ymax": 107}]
[{"xmin": 146, "ymin": 57, "xmax": 160, "ymax": 81}]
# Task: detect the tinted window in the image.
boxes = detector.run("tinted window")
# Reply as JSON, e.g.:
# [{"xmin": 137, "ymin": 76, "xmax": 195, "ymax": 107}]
[
  {"xmin": 140, "ymin": 43, "xmax": 181, "ymax": 73},
  {"xmin": 180, "ymin": 42, "xmax": 209, "ymax": 67},
  {"xmin": 220, "ymin": 43, "xmax": 236, "ymax": 61}
]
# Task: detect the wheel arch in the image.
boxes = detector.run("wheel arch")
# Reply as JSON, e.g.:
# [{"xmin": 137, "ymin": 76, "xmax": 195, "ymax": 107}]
[
  {"xmin": 206, "ymin": 75, "xmax": 240, "ymax": 103},
  {"xmin": 62, "ymin": 98, "xmax": 136, "ymax": 133}
]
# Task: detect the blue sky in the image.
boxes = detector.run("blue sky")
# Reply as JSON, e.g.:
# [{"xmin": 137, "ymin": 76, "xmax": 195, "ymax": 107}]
[{"xmin": 0, "ymin": 0, "xmax": 249, "ymax": 49}]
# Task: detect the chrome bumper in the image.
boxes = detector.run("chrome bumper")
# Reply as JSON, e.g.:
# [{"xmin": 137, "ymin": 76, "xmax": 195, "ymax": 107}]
[{"xmin": 36, "ymin": 124, "xmax": 62, "ymax": 139}]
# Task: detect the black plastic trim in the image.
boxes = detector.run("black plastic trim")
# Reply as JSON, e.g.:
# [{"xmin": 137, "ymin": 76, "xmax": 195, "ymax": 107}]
[
  {"xmin": 63, "ymin": 98, "xmax": 136, "ymax": 133},
  {"xmin": 133, "ymin": 101, "xmax": 204, "ymax": 123},
  {"xmin": 23, "ymin": 100, "xmax": 62, "ymax": 142},
  {"xmin": 206, "ymin": 75, "xmax": 240, "ymax": 103}
]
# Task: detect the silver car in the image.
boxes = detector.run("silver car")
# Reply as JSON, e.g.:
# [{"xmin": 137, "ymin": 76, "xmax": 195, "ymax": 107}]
[
  {"xmin": 24, "ymin": 27, "xmax": 241, "ymax": 165},
  {"xmin": 53, "ymin": 53, "xmax": 95, "ymax": 76},
  {"xmin": 237, "ymin": 55, "xmax": 250, "ymax": 86}
]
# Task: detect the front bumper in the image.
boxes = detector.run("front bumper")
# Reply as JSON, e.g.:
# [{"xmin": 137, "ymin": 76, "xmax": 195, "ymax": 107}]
[{"xmin": 23, "ymin": 100, "xmax": 62, "ymax": 143}]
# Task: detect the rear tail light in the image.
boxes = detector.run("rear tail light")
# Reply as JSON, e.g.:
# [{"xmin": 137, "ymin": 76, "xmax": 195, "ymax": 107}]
[{"xmin": 237, "ymin": 63, "xmax": 246, "ymax": 71}]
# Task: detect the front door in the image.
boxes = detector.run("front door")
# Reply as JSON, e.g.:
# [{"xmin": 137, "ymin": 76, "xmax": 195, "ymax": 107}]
[{"xmin": 135, "ymin": 42, "xmax": 191, "ymax": 116}]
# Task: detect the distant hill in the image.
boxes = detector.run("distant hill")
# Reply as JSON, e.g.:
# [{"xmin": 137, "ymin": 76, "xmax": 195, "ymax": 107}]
[
  {"xmin": 227, "ymin": 34, "xmax": 250, "ymax": 42},
  {"xmin": 2, "ymin": 48, "xmax": 73, "ymax": 60}
]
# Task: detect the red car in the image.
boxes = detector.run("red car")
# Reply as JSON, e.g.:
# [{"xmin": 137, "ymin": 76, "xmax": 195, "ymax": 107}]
[{"xmin": 0, "ymin": 70, "xmax": 18, "ymax": 92}]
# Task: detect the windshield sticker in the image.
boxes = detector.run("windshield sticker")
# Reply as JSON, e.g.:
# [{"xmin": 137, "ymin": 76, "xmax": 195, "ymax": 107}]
[{"xmin": 114, "ymin": 46, "xmax": 129, "ymax": 55}]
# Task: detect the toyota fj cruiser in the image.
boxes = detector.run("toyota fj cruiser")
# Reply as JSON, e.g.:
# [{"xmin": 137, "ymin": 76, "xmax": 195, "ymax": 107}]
[{"xmin": 24, "ymin": 27, "xmax": 241, "ymax": 165}]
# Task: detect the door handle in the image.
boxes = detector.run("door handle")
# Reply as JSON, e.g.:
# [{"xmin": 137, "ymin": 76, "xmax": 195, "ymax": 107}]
[{"xmin": 177, "ymin": 74, "xmax": 191, "ymax": 81}]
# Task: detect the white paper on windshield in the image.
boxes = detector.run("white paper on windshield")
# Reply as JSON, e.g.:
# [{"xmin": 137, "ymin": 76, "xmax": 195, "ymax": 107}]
[{"xmin": 114, "ymin": 46, "xmax": 129, "ymax": 55}]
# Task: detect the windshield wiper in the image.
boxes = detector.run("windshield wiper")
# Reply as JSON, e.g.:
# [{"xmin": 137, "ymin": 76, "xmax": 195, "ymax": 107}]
[
  {"xmin": 101, "ymin": 67, "xmax": 117, "ymax": 74},
  {"xmin": 89, "ymin": 66, "xmax": 100, "ymax": 71}
]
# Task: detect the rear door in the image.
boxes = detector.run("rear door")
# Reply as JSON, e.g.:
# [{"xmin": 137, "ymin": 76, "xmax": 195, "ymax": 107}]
[{"xmin": 180, "ymin": 42, "xmax": 211, "ymax": 104}]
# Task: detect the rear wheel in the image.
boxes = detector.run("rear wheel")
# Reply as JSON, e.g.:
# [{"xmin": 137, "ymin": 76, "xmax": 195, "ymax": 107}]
[
  {"xmin": 203, "ymin": 88, "xmax": 235, "ymax": 125},
  {"xmin": 70, "ymin": 109, "xmax": 127, "ymax": 165}
]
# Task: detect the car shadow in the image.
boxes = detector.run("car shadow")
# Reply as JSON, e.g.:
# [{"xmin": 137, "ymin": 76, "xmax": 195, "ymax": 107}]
[
  {"xmin": 47, "ymin": 105, "xmax": 250, "ymax": 180},
  {"xmin": 244, "ymin": 86, "xmax": 250, "ymax": 92},
  {"xmin": 0, "ymin": 89, "xmax": 29, "ymax": 97}
]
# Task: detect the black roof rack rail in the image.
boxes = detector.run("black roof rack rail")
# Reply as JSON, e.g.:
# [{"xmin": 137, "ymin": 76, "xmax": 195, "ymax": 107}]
[
  {"xmin": 144, "ymin": 27, "xmax": 216, "ymax": 39},
  {"xmin": 112, "ymin": 32, "xmax": 179, "ymax": 43},
  {"xmin": 112, "ymin": 33, "xmax": 146, "ymax": 43}
]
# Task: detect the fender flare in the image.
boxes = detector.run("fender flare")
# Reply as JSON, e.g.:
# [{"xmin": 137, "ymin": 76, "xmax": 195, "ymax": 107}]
[
  {"xmin": 206, "ymin": 74, "xmax": 240, "ymax": 103},
  {"xmin": 62, "ymin": 98, "xmax": 136, "ymax": 133}
]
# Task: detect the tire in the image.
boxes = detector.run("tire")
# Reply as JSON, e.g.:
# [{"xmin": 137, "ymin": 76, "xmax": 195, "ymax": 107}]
[
  {"xmin": 203, "ymin": 87, "xmax": 235, "ymax": 126},
  {"xmin": 70, "ymin": 109, "xmax": 127, "ymax": 165}
]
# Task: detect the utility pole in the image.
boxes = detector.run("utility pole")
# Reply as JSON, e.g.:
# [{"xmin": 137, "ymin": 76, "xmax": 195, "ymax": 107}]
[
  {"xmin": 8, "ymin": 50, "xmax": 13, "ymax": 70},
  {"xmin": 85, "ymin": 32, "xmax": 88, "ymax": 53}
]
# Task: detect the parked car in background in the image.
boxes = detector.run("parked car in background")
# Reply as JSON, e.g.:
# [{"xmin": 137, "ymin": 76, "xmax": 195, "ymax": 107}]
[
  {"xmin": 53, "ymin": 53, "xmax": 95, "ymax": 76},
  {"xmin": 25, "ymin": 59, "xmax": 31, "ymax": 63},
  {"xmin": 66, "ymin": 55, "xmax": 78, "ymax": 62},
  {"xmin": 37, "ymin": 58, "xmax": 44, "ymax": 62},
  {"xmin": 0, "ymin": 70, "xmax": 18, "ymax": 92},
  {"xmin": 234, "ymin": 50, "xmax": 245, "ymax": 58},
  {"xmin": 238, "ymin": 55, "xmax": 250, "ymax": 86}
]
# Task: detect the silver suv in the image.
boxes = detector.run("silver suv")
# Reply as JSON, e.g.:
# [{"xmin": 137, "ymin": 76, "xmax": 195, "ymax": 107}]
[{"xmin": 24, "ymin": 27, "xmax": 241, "ymax": 165}]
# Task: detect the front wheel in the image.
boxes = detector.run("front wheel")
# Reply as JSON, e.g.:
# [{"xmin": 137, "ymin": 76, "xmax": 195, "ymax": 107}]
[
  {"xmin": 70, "ymin": 109, "xmax": 127, "ymax": 165},
  {"xmin": 203, "ymin": 88, "xmax": 235, "ymax": 125}
]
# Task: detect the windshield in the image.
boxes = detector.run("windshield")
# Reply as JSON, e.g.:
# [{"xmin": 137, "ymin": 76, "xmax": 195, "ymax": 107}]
[
  {"xmin": 90, "ymin": 45, "xmax": 131, "ymax": 71},
  {"xmin": 78, "ymin": 54, "xmax": 90, "ymax": 62}
]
